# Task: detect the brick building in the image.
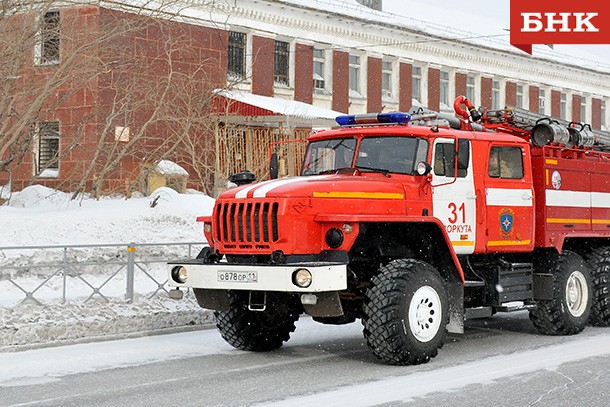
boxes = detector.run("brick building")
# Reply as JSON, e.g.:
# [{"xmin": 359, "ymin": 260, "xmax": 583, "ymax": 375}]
[{"xmin": 2, "ymin": 0, "xmax": 609, "ymax": 196}]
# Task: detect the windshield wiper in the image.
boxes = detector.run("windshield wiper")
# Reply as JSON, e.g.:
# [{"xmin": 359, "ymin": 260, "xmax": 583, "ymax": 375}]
[
  {"xmin": 318, "ymin": 167, "xmax": 353, "ymax": 175},
  {"xmin": 355, "ymin": 165, "xmax": 391, "ymax": 177}
]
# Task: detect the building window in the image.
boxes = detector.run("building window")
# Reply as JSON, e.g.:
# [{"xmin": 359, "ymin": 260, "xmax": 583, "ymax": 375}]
[
  {"xmin": 560, "ymin": 92, "xmax": 567, "ymax": 120},
  {"xmin": 313, "ymin": 48, "xmax": 325, "ymax": 90},
  {"xmin": 466, "ymin": 75, "xmax": 476, "ymax": 102},
  {"xmin": 274, "ymin": 40, "xmax": 289, "ymax": 86},
  {"xmin": 440, "ymin": 70, "xmax": 450, "ymax": 106},
  {"xmin": 36, "ymin": 10, "xmax": 60, "ymax": 65},
  {"xmin": 412, "ymin": 66, "xmax": 422, "ymax": 105},
  {"xmin": 227, "ymin": 31, "xmax": 246, "ymax": 80},
  {"xmin": 581, "ymin": 96, "xmax": 587, "ymax": 122},
  {"xmin": 602, "ymin": 100, "xmax": 607, "ymax": 128},
  {"xmin": 34, "ymin": 121, "xmax": 60, "ymax": 176},
  {"xmin": 382, "ymin": 60, "xmax": 393, "ymax": 98},
  {"xmin": 539, "ymin": 89, "xmax": 546, "ymax": 115},
  {"xmin": 492, "ymin": 80, "xmax": 500, "ymax": 109},
  {"xmin": 516, "ymin": 84, "xmax": 524, "ymax": 109},
  {"xmin": 349, "ymin": 55, "xmax": 361, "ymax": 94}
]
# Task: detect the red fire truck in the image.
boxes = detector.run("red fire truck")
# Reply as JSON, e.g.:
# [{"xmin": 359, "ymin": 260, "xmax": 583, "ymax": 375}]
[{"xmin": 169, "ymin": 97, "xmax": 610, "ymax": 365}]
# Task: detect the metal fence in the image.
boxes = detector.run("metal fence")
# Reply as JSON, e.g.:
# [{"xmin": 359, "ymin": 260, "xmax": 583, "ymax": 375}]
[{"xmin": 0, "ymin": 242, "xmax": 205, "ymax": 306}]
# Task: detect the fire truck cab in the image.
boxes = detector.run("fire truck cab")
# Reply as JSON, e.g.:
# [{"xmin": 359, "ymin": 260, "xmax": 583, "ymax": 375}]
[{"xmin": 169, "ymin": 98, "xmax": 610, "ymax": 366}]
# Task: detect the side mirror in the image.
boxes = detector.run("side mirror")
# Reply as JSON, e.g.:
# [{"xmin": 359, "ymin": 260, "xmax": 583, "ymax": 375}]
[
  {"xmin": 457, "ymin": 139, "xmax": 470, "ymax": 170},
  {"xmin": 269, "ymin": 152, "xmax": 279, "ymax": 179}
]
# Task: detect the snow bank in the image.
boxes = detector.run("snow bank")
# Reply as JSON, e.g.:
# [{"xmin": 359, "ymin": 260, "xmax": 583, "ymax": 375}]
[
  {"xmin": 0, "ymin": 185, "xmax": 217, "ymax": 351},
  {"xmin": 0, "ymin": 292, "xmax": 215, "ymax": 351},
  {"xmin": 0, "ymin": 186, "xmax": 214, "ymax": 248}
]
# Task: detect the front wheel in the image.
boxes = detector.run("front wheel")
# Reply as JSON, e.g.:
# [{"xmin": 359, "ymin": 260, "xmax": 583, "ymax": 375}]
[
  {"xmin": 363, "ymin": 259, "xmax": 448, "ymax": 366},
  {"xmin": 214, "ymin": 291, "xmax": 301, "ymax": 351},
  {"xmin": 530, "ymin": 250, "xmax": 592, "ymax": 335}
]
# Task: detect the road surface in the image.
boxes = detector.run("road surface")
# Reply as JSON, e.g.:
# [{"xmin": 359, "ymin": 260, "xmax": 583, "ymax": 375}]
[{"xmin": 2, "ymin": 312, "xmax": 610, "ymax": 406}]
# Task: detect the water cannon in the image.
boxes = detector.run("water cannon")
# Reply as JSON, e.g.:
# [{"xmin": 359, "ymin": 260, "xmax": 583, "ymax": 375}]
[{"xmin": 454, "ymin": 96, "xmax": 481, "ymax": 122}]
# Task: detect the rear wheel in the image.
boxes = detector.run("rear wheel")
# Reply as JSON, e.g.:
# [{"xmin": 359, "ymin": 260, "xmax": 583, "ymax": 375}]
[
  {"xmin": 362, "ymin": 259, "xmax": 448, "ymax": 365},
  {"xmin": 530, "ymin": 251, "xmax": 592, "ymax": 335},
  {"xmin": 585, "ymin": 246, "xmax": 610, "ymax": 326},
  {"xmin": 214, "ymin": 291, "xmax": 301, "ymax": 351}
]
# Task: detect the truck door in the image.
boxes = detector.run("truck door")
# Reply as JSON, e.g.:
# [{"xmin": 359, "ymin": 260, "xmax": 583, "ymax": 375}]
[
  {"xmin": 431, "ymin": 138, "xmax": 476, "ymax": 254},
  {"xmin": 483, "ymin": 144, "xmax": 534, "ymax": 252}
]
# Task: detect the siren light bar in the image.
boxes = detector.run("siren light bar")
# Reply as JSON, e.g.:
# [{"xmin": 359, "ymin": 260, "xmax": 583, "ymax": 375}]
[{"xmin": 336, "ymin": 112, "xmax": 411, "ymax": 126}]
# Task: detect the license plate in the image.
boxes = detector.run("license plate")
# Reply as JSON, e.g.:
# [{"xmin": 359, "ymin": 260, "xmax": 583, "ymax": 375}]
[{"xmin": 217, "ymin": 270, "xmax": 258, "ymax": 283}]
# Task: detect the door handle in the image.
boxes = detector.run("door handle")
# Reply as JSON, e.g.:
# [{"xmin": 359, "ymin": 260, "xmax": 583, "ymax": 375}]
[
  {"xmin": 466, "ymin": 195, "xmax": 477, "ymax": 200},
  {"xmin": 521, "ymin": 193, "xmax": 533, "ymax": 200}
]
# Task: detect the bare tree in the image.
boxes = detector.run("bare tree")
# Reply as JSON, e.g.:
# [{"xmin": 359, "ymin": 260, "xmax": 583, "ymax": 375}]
[{"xmin": 0, "ymin": 0, "xmax": 231, "ymax": 198}]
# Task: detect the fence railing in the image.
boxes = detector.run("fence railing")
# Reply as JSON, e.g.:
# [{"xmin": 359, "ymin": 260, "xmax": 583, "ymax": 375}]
[{"xmin": 0, "ymin": 242, "xmax": 205, "ymax": 307}]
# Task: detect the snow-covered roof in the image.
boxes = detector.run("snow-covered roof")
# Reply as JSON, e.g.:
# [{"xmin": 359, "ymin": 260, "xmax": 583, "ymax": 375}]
[
  {"xmin": 279, "ymin": 0, "xmax": 610, "ymax": 73},
  {"xmin": 154, "ymin": 160, "xmax": 188, "ymax": 176},
  {"xmin": 215, "ymin": 89, "xmax": 344, "ymax": 120}
]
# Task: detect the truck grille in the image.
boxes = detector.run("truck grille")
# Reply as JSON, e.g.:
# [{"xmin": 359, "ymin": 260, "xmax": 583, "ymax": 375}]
[{"xmin": 215, "ymin": 202, "xmax": 279, "ymax": 244}]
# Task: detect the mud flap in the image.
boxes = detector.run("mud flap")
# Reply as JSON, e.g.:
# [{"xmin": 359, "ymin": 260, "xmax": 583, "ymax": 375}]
[
  {"xmin": 302, "ymin": 292, "xmax": 344, "ymax": 317},
  {"xmin": 446, "ymin": 281, "xmax": 464, "ymax": 334},
  {"xmin": 193, "ymin": 288, "xmax": 231, "ymax": 311}
]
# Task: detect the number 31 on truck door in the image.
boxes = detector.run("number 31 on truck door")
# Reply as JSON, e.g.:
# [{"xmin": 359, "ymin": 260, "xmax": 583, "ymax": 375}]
[{"xmin": 431, "ymin": 138, "xmax": 477, "ymax": 254}]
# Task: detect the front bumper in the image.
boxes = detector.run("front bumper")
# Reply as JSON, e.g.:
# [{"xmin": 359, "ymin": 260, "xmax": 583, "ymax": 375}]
[{"xmin": 168, "ymin": 259, "xmax": 347, "ymax": 292}]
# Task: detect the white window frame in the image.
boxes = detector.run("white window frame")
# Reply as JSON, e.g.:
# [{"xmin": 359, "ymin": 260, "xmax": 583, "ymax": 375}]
[
  {"xmin": 381, "ymin": 59, "xmax": 394, "ymax": 99},
  {"xmin": 412, "ymin": 65, "xmax": 423, "ymax": 106},
  {"xmin": 539, "ymin": 88, "xmax": 547, "ymax": 115},
  {"xmin": 313, "ymin": 47, "xmax": 326, "ymax": 91},
  {"xmin": 439, "ymin": 69, "xmax": 450, "ymax": 108},
  {"xmin": 516, "ymin": 84, "xmax": 524, "ymax": 109},
  {"xmin": 466, "ymin": 74, "xmax": 476, "ymax": 103},
  {"xmin": 492, "ymin": 80, "xmax": 501, "ymax": 110},
  {"xmin": 581, "ymin": 95, "xmax": 588, "ymax": 123},
  {"xmin": 274, "ymin": 39, "xmax": 290, "ymax": 86},
  {"xmin": 227, "ymin": 31, "xmax": 247, "ymax": 81},
  {"xmin": 33, "ymin": 121, "xmax": 60, "ymax": 177},
  {"xmin": 35, "ymin": 10, "xmax": 60, "ymax": 66},
  {"xmin": 349, "ymin": 54, "xmax": 362, "ymax": 96}
]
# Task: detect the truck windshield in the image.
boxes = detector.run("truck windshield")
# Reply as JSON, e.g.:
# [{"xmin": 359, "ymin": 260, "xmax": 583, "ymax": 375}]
[
  {"xmin": 301, "ymin": 138, "xmax": 357, "ymax": 175},
  {"xmin": 357, "ymin": 136, "xmax": 429, "ymax": 175},
  {"xmin": 302, "ymin": 136, "xmax": 429, "ymax": 175}
]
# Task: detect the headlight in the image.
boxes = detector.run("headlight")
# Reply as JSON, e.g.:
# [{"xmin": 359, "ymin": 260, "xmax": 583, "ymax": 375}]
[
  {"xmin": 203, "ymin": 223, "xmax": 213, "ymax": 233},
  {"xmin": 171, "ymin": 266, "xmax": 188, "ymax": 283},
  {"xmin": 325, "ymin": 228, "xmax": 344, "ymax": 248},
  {"xmin": 293, "ymin": 268, "xmax": 312, "ymax": 288}
]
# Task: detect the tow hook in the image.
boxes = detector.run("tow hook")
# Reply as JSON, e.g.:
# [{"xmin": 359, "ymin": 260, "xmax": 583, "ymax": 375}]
[{"xmin": 248, "ymin": 291, "xmax": 267, "ymax": 311}]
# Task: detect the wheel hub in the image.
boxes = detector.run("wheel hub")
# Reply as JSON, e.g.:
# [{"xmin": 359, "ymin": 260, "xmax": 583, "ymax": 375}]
[
  {"xmin": 408, "ymin": 286, "xmax": 442, "ymax": 343},
  {"xmin": 566, "ymin": 271, "xmax": 588, "ymax": 317}
]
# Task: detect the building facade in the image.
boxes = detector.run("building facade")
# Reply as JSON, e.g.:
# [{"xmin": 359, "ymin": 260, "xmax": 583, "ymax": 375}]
[{"xmin": 2, "ymin": 0, "xmax": 609, "ymax": 196}]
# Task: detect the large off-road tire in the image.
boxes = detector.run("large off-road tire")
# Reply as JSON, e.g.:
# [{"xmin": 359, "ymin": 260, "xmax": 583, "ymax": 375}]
[
  {"xmin": 584, "ymin": 246, "xmax": 610, "ymax": 326},
  {"xmin": 530, "ymin": 250, "xmax": 592, "ymax": 335},
  {"xmin": 214, "ymin": 291, "xmax": 300, "ymax": 351},
  {"xmin": 362, "ymin": 259, "xmax": 448, "ymax": 366}
]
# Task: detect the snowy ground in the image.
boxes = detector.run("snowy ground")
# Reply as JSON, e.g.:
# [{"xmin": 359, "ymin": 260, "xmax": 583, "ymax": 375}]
[{"xmin": 0, "ymin": 185, "xmax": 217, "ymax": 351}]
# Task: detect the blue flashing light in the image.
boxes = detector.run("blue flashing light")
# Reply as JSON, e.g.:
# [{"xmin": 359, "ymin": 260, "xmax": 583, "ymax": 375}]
[{"xmin": 335, "ymin": 112, "xmax": 411, "ymax": 126}]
